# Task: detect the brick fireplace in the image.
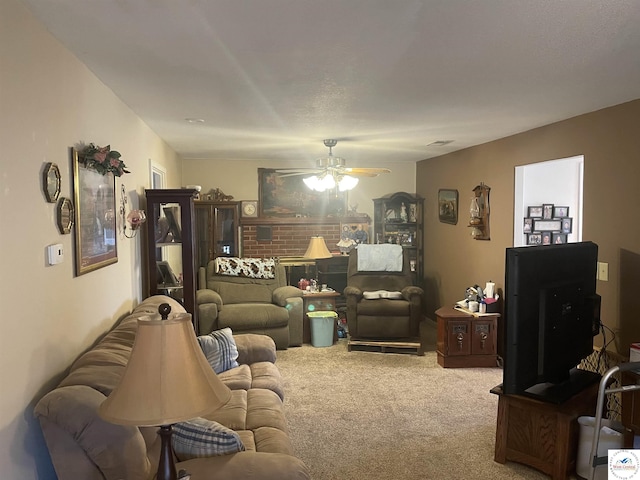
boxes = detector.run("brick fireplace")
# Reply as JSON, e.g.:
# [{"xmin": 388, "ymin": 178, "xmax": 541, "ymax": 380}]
[{"xmin": 240, "ymin": 216, "xmax": 371, "ymax": 258}]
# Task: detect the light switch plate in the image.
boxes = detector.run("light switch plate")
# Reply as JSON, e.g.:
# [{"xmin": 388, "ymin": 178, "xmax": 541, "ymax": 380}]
[
  {"xmin": 47, "ymin": 243, "xmax": 64, "ymax": 265},
  {"xmin": 597, "ymin": 261, "xmax": 608, "ymax": 281}
]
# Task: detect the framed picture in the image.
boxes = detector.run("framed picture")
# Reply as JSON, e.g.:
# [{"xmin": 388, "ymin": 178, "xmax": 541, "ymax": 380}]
[
  {"xmin": 162, "ymin": 206, "xmax": 182, "ymax": 242},
  {"xmin": 258, "ymin": 168, "xmax": 347, "ymax": 217},
  {"xmin": 561, "ymin": 218, "xmax": 573, "ymax": 234},
  {"xmin": 533, "ymin": 219, "xmax": 562, "ymax": 232},
  {"xmin": 552, "ymin": 233, "xmax": 567, "ymax": 244},
  {"xmin": 553, "ymin": 206, "xmax": 569, "ymax": 218},
  {"xmin": 542, "ymin": 232, "xmax": 552, "ymax": 245},
  {"xmin": 341, "ymin": 222, "xmax": 370, "ymax": 244},
  {"xmin": 542, "ymin": 204, "xmax": 554, "ymax": 220},
  {"xmin": 523, "ymin": 218, "xmax": 533, "ymax": 233},
  {"xmin": 528, "ymin": 233, "xmax": 542, "ymax": 245},
  {"xmin": 528, "ymin": 206, "xmax": 543, "ymax": 217},
  {"xmin": 156, "ymin": 260, "xmax": 180, "ymax": 286},
  {"xmin": 438, "ymin": 189, "xmax": 458, "ymax": 225},
  {"xmin": 72, "ymin": 148, "xmax": 117, "ymax": 276}
]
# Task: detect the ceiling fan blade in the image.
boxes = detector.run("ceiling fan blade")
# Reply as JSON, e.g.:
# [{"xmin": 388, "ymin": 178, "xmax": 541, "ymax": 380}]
[
  {"xmin": 345, "ymin": 172, "xmax": 383, "ymax": 178},
  {"xmin": 344, "ymin": 167, "xmax": 391, "ymax": 175},
  {"xmin": 276, "ymin": 171, "xmax": 321, "ymax": 178}
]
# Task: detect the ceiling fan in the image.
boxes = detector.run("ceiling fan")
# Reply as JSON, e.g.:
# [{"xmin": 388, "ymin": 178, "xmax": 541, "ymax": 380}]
[{"xmin": 277, "ymin": 139, "xmax": 391, "ymax": 192}]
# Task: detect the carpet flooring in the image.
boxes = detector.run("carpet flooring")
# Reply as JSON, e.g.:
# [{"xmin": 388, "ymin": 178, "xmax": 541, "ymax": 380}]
[{"xmin": 275, "ymin": 325, "xmax": 567, "ymax": 480}]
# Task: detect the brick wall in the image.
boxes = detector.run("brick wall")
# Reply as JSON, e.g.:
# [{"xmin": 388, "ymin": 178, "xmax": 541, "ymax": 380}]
[{"xmin": 242, "ymin": 224, "xmax": 342, "ymax": 257}]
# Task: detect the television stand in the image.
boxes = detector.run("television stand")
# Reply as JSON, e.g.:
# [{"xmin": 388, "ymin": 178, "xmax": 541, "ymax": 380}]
[
  {"xmin": 523, "ymin": 368, "xmax": 601, "ymax": 404},
  {"xmin": 491, "ymin": 381, "xmax": 600, "ymax": 480}
]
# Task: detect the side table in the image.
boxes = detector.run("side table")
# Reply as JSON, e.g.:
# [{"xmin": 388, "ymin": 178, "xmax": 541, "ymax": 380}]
[
  {"xmin": 435, "ymin": 306, "xmax": 499, "ymax": 368},
  {"xmin": 302, "ymin": 291, "xmax": 340, "ymax": 344}
]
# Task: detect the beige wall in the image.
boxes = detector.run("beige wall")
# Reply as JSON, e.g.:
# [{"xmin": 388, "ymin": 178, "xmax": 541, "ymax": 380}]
[
  {"xmin": 0, "ymin": 1, "xmax": 181, "ymax": 478},
  {"xmin": 182, "ymin": 159, "xmax": 416, "ymax": 219},
  {"xmin": 417, "ymin": 99, "xmax": 640, "ymax": 354}
]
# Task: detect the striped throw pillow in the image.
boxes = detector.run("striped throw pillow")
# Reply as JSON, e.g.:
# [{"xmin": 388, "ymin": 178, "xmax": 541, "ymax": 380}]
[
  {"xmin": 197, "ymin": 328, "xmax": 239, "ymax": 374},
  {"xmin": 172, "ymin": 417, "xmax": 245, "ymax": 460}
]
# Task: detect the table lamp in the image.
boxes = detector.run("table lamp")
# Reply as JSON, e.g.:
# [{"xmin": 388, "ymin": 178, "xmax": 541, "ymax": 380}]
[
  {"xmin": 303, "ymin": 236, "xmax": 332, "ymax": 289},
  {"xmin": 99, "ymin": 303, "xmax": 231, "ymax": 480}
]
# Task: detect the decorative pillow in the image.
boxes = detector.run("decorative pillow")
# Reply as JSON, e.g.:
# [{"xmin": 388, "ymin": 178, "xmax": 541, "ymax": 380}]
[
  {"xmin": 214, "ymin": 257, "xmax": 276, "ymax": 279},
  {"xmin": 197, "ymin": 328, "xmax": 239, "ymax": 374},
  {"xmin": 172, "ymin": 417, "xmax": 245, "ymax": 460}
]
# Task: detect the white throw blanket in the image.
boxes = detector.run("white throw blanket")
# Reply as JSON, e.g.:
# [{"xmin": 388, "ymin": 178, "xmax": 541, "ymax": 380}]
[{"xmin": 357, "ymin": 244, "xmax": 403, "ymax": 272}]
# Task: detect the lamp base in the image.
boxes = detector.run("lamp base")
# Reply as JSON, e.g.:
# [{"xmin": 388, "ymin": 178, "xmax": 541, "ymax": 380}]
[{"xmin": 157, "ymin": 425, "xmax": 177, "ymax": 480}]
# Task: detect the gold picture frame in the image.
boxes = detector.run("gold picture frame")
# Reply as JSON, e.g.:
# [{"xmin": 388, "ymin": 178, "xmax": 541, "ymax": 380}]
[
  {"xmin": 258, "ymin": 168, "xmax": 347, "ymax": 217},
  {"xmin": 72, "ymin": 148, "xmax": 118, "ymax": 276}
]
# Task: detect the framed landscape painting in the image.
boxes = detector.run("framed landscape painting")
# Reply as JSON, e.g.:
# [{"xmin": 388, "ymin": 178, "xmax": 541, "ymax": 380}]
[{"xmin": 258, "ymin": 168, "xmax": 347, "ymax": 217}]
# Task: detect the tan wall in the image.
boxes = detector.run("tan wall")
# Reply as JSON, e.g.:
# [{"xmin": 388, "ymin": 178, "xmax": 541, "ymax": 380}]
[
  {"xmin": 182, "ymin": 159, "xmax": 417, "ymax": 220},
  {"xmin": 417, "ymin": 99, "xmax": 640, "ymax": 354},
  {"xmin": 0, "ymin": 1, "xmax": 181, "ymax": 478}
]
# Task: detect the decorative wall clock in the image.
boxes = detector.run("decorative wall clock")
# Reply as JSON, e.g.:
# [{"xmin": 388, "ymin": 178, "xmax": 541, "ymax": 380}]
[{"xmin": 241, "ymin": 200, "xmax": 258, "ymax": 218}]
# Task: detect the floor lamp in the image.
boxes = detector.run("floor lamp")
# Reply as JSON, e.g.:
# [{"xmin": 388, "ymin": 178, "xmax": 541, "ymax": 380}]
[{"xmin": 99, "ymin": 303, "xmax": 231, "ymax": 480}]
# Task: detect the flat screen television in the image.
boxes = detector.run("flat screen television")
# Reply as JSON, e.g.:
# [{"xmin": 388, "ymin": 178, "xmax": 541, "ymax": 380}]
[{"xmin": 502, "ymin": 241, "xmax": 601, "ymax": 404}]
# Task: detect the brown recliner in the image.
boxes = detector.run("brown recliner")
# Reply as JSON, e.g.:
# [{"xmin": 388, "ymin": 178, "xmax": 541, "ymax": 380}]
[
  {"xmin": 344, "ymin": 249, "xmax": 424, "ymax": 342},
  {"xmin": 197, "ymin": 261, "xmax": 304, "ymax": 349}
]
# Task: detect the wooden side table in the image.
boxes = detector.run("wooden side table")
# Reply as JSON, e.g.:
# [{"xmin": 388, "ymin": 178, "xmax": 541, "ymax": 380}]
[
  {"xmin": 302, "ymin": 291, "xmax": 340, "ymax": 344},
  {"xmin": 435, "ymin": 306, "xmax": 499, "ymax": 368},
  {"xmin": 491, "ymin": 383, "xmax": 599, "ymax": 480}
]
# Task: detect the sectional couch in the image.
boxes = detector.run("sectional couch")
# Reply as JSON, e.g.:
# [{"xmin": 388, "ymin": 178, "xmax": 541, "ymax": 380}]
[{"xmin": 34, "ymin": 295, "xmax": 310, "ymax": 480}]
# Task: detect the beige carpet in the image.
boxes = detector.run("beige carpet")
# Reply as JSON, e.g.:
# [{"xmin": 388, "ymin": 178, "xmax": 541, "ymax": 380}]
[{"xmin": 275, "ymin": 327, "xmax": 562, "ymax": 480}]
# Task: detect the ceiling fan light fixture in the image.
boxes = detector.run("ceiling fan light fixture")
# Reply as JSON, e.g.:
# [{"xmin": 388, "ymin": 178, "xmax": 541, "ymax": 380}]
[
  {"xmin": 337, "ymin": 175, "xmax": 358, "ymax": 191},
  {"xmin": 303, "ymin": 174, "xmax": 335, "ymax": 192},
  {"xmin": 299, "ymin": 139, "xmax": 387, "ymax": 192}
]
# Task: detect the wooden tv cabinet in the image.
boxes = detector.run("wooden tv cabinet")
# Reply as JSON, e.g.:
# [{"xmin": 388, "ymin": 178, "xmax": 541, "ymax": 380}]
[{"xmin": 491, "ymin": 382, "xmax": 599, "ymax": 480}]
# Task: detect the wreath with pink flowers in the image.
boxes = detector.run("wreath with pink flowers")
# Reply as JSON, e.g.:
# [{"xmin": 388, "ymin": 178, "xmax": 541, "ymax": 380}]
[{"xmin": 79, "ymin": 143, "xmax": 130, "ymax": 177}]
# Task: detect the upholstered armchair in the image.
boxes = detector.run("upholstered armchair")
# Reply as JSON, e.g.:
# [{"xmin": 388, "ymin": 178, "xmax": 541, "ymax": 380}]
[
  {"xmin": 344, "ymin": 246, "xmax": 424, "ymax": 342},
  {"xmin": 197, "ymin": 258, "xmax": 304, "ymax": 349}
]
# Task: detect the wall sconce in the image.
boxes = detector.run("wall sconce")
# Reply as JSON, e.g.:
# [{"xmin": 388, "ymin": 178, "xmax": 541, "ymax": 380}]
[
  {"xmin": 468, "ymin": 182, "xmax": 490, "ymax": 240},
  {"xmin": 120, "ymin": 184, "xmax": 146, "ymax": 238}
]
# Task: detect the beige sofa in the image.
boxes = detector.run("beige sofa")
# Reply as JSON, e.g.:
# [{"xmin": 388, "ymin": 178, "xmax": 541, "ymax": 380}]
[
  {"xmin": 197, "ymin": 261, "xmax": 304, "ymax": 349},
  {"xmin": 34, "ymin": 295, "xmax": 310, "ymax": 480}
]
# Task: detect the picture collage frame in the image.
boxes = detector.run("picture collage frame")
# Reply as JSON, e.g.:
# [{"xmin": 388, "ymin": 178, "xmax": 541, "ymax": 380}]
[{"xmin": 523, "ymin": 203, "xmax": 572, "ymax": 245}]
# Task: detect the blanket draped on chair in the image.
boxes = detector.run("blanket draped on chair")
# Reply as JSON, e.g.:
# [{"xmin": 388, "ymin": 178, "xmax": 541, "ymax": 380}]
[
  {"xmin": 214, "ymin": 257, "xmax": 276, "ymax": 279},
  {"xmin": 356, "ymin": 244, "xmax": 403, "ymax": 272}
]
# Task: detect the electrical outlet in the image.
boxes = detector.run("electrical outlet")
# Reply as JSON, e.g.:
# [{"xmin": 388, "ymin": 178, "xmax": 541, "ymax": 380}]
[{"xmin": 597, "ymin": 262, "xmax": 609, "ymax": 282}]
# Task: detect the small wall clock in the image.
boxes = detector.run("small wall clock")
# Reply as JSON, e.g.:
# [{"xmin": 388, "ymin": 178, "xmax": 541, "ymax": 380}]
[{"xmin": 241, "ymin": 200, "xmax": 258, "ymax": 218}]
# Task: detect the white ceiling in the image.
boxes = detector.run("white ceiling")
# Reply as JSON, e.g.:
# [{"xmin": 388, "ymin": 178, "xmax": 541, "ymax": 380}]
[{"xmin": 22, "ymin": 0, "xmax": 640, "ymax": 167}]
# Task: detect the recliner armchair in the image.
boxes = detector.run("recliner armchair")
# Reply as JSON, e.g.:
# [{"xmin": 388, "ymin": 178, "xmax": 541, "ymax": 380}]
[
  {"xmin": 344, "ymin": 248, "xmax": 424, "ymax": 343},
  {"xmin": 197, "ymin": 259, "xmax": 304, "ymax": 349}
]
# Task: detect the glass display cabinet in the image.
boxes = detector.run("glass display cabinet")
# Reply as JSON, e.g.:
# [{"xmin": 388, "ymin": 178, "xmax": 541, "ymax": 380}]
[
  {"xmin": 373, "ymin": 192, "xmax": 424, "ymax": 284},
  {"xmin": 194, "ymin": 201, "xmax": 240, "ymax": 269},
  {"xmin": 145, "ymin": 188, "xmax": 198, "ymax": 328}
]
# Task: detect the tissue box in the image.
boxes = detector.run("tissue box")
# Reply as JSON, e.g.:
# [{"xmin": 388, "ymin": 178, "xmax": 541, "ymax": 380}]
[
  {"xmin": 631, "ymin": 343, "xmax": 640, "ymax": 362},
  {"xmin": 484, "ymin": 297, "xmax": 500, "ymax": 314}
]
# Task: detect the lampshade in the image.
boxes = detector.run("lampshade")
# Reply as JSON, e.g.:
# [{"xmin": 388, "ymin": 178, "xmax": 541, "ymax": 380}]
[
  {"xmin": 304, "ymin": 236, "xmax": 332, "ymax": 259},
  {"xmin": 99, "ymin": 313, "xmax": 231, "ymax": 426}
]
